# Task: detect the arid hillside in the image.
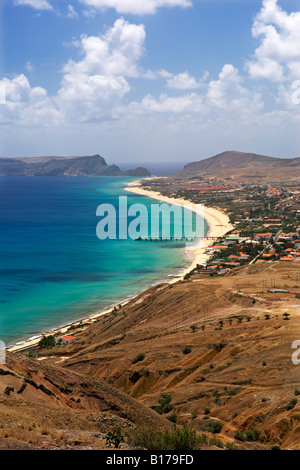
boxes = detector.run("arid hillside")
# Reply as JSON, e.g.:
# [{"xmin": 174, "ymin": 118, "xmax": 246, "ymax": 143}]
[
  {"xmin": 2, "ymin": 262, "xmax": 300, "ymax": 450},
  {"xmin": 0, "ymin": 352, "xmax": 171, "ymax": 449},
  {"xmin": 175, "ymin": 151, "xmax": 300, "ymax": 183},
  {"xmin": 35, "ymin": 262, "xmax": 300, "ymax": 450}
]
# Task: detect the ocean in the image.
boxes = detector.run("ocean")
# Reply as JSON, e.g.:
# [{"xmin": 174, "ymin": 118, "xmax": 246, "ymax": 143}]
[{"xmin": 0, "ymin": 176, "xmax": 207, "ymax": 346}]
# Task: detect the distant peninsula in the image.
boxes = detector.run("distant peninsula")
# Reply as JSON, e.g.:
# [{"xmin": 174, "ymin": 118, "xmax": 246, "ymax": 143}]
[{"xmin": 0, "ymin": 154, "xmax": 151, "ymax": 177}]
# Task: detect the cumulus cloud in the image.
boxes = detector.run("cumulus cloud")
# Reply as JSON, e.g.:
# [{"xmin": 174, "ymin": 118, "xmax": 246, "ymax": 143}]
[
  {"xmin": 79, "ymin": 0, "xmax": 192, "ymax": 15},
  {"xmin": 14, "ymin": 0, "xmax": 53, "ymax": 10},
  {"xmin": 0, "ymin": 19, "xmax": 147, "ymax": 125},
  {"xmin": 0, "ymin": 75, "xmax": 60, "ymax": 126},
  {"xmin": 56, "ymin": 19, "xmax": 146, "ymax": 121},
  {"xmin": 135, "ymin": 64, "xmax": 262, "ymax": 117},
  {"xmin": 166, "ymin": 72, "xmax": 204, "ymax": 90},
  {"xmin": 247, "ymin": 0, "xmax": 300, "ymax": 81},
  {"xmin": 63, "ymin": 18, "xmax": 146, "ymax": 78},
  {"xmin": 206, "ymin": 64, "xmax": 262, "ymax": 113},
  {"xmin": 139, "ymin": 92, "xmax": 203, "ymax": 113}
]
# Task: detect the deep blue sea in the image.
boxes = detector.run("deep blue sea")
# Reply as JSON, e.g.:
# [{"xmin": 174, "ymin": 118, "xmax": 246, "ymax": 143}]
[{"xmin": 0, "ymin": 176, "xmax": 207, "ymax": 345}]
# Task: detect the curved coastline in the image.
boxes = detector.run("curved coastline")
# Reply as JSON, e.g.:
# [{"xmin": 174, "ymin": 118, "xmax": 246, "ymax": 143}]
[
  {"xmin": 8, "ymin": 179, "xmax": 232, "ymax": 353},
  {"xmin": 124, "ymin": 179, "xmax": 233, "ymax": 283}
]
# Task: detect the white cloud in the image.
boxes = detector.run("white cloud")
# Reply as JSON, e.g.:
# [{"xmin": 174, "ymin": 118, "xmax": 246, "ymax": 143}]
[
  {"xmin": 67, "ymin": 4, "xmax": 79, "ymax": 19},
  {"xmin": 139, "ymin": 92, "xmax": 203, "ymax": 113},
  {"xmin": 0, "ymin": 75, "xmax": 61, "ymax": 126},
  {"xmin": 206, "ymin": 64, "xmax": 262, "ymax": 114},
  {"xmin": 247, "ymin": 0, "xmax": 300, "ymax": 81},
  {"xmin": 135, "ymin": 64, "xmax": 262, "ymax": 116},
  {"xmin": 56, "ymin": 18, "xmax": 146, "ymax": 121},
  {"xmin": 166, "ymin": 72, "xmax": 203, "ymax": 90},
  {"xmin": 63, "ymin": 18, "xmax": 146, "ymax": 78},
  {"xmin": 14, "ymin": 0, "xmax": 53, "ymax": 10},
  {"xmin": 79, "ymin": 0, "xmax": 192, "ymax": 15}
]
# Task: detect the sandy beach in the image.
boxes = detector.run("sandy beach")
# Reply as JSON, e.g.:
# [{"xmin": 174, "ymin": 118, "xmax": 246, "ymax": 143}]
[
  {"xmin": 8, "ymin": 179, "xmax": 232, "ymax": 353},
  {"xmin": 124, "ymin": 179, "xmax": 233, "ymax": 283}
]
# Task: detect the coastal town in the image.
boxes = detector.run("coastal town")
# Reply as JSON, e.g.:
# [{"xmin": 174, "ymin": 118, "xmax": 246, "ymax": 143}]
[{"xmin": 140, "ymin": 176, "xmax": 300, "ymax": 275}]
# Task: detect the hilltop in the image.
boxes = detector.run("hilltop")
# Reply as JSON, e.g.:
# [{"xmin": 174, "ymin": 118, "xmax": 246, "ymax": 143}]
[
  {"xmin": 175, "ymin": 151, "xmax": 300, "ymax": 182},
  {"xmin": 0, "ymin": 154, "xmax": 150, "ymax": 177}
]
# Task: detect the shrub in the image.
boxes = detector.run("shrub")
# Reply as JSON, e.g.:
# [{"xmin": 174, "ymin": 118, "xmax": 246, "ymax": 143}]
[
  {"xmin": 167, "ymin": 413, "xmax": 177, "ymax": 423},
  {"xmin": 234, "ymin": 430, "xmax": 246, "ymax": 442},
  {"xmin": 204, "ymin": 407, "xmax": 211, "ymax": 415},
  {"xmin": 127, "ymin": 424, "xmax": 202, "ymax": 450},
  {"xmin": 228, "ymin": 388, "xmax": 240, "ymax": 396},
  {"xmin": 38, "ymin": 335, "xmax": 55, "ymax": 349},
  {"xmin": 234, "ymin": 428, "xmax": 261, "ymax": 442},
  {"xmin": 182, "ymin": 345, "xmax": 192, "ymax": 355},
  {"xmin": 132, "ymin": 353, "xmax": 145, "ymax": 364},
  {"xmin": 286, "ymin": 398, "xmax": 297, "ymax": 410},
  {"xmin": 208, "ymin": 437, "xmax": 224, "ymax": 448},
  {"xmin": 199, "ymin": 421, "xmax": 223, "ymax": 434},
  {"xmin": 245, "ymin": 428, "xmax": 261, "ymax": 442},
  {"xmin": 105, "ymin": 428, "xmax": 124, "ymax": 449},
  {"xmin": 154, "ymin": 394, "xmax": 174, "ymax": 415},
  {"xmin": 294, "ymin": 389, "xmax": 300, "ymax": 396}
]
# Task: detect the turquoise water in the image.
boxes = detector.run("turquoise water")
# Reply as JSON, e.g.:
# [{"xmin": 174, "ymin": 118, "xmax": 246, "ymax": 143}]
[{"xmin": 0, "ymin": 176, "xmax": 207, "ymax": 345}]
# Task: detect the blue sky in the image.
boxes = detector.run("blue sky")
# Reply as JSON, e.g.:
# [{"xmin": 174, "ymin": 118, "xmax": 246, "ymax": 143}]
[{"xmin": 1, "ymin": 0, "xmax": 300, "ymax": 163}]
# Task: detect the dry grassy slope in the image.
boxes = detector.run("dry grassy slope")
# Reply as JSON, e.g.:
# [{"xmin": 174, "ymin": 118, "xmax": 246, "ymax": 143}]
[
  {"xmin": 175, "ymin": 151, "xmax": 300, "ymax": 183},
  {"xmin": 0, "ymin": 352, "xmax": 172, "ymax": 450},
  {"xmin": 56, "ymin": 262, "xmax": 300, "ymax": 449}
]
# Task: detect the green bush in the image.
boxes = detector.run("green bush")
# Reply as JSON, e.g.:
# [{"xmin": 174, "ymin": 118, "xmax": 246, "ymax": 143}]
[
  {"xmin": 208, "ymin": 437, "xmax": 224, "ymax": 448},
  {"xmin": 182, "ymin": 345, "xmax": 192, "ymax": 355},
  {"xmin": 286, "ymin": 398, "xmax": 297, "ymax": 410},
  {"xmin": 38, "ymin": 335, "xmax": 55, "ymax": 349},
  {"xmin": 167, "ymin": 413, "xmax": 177, "ymax": 423},
  {"xmin": 132, "ymin": 353, "xmax": 145, "ymax": 364},
  {"xmin": 153, "ymin": 394, "xmax": 174, "ymax": 415},
  {"xmin": 199, "ymin": 420, "xmax": 223, "ymax": 434},
  {"xmin": 245, "ymin": 428, "xmax": 261, "ymax": 441},
  {"xmin": 234, "ymin": 428, "xmax": 260, "ymax": 442},
  {"xmin": 127, "ymin": 424, "xmax": 203, "ymax": 450},
  {"xmin": 105, "ymin": 428, "xmax": 124, "ymax": 448}
]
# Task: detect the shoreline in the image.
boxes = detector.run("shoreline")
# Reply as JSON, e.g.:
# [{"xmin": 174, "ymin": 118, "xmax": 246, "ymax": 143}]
[
  {"xmin": 8, "ymin": 178, "xmax": 232, "ymax": 353},
  {"xmin": 124, "ymin": 178, "xmax": 233, "ymax": 283}
]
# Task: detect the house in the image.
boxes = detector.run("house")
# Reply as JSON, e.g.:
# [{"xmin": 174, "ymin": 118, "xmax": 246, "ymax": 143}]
[{"xmin": 55, "ymin": 335, "xmax": 76, "ymax": 344}]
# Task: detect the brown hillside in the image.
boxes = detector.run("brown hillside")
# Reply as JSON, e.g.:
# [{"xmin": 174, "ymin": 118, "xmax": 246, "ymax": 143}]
[
  {"xmin": 175, "ymin": 151, "xmax": 300, "ymax": 183},
  {"xmin": 0, "ymin": 352, "xmax": 171, "ymax": 450},
  {"xmin": 39, "ymin": 262, "xmax": 300, "ymax": 450}
]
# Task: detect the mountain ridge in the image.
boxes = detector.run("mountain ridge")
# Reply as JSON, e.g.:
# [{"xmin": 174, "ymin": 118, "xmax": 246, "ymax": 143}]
[
  {"xmin": 175, "ymin": 150, "xmax": 300, "ymax": 181},
  {"xmin": 0, "ymin": 154, "xmax": 151, "ymax": 177}
]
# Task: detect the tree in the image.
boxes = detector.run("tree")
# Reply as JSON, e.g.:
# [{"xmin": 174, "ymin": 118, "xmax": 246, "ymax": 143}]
[
  {"xmin": 105, "ymin": 428, "xmax": 124, "ymax": 448},
  {"xmin": 38, "ymin": 335, "xmax": 55, "ymax": 349}
]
